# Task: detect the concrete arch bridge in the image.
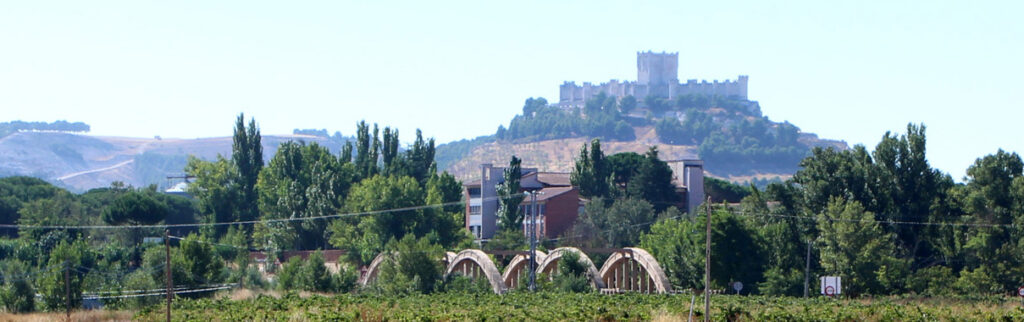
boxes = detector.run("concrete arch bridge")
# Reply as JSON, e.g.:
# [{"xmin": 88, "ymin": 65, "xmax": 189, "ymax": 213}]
[{"xmin": 359, "ymin": 247, "xmax": 671, "ymax": 294}]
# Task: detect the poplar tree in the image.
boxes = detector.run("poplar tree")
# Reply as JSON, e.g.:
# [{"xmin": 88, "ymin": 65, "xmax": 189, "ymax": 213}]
[
  {"xmin": 497, "ymin": 156, "xmax": 525, "ymax": 232},
  {"xmin": 233, "ymin": 113, "xmax": 263, "ymax": 227}
]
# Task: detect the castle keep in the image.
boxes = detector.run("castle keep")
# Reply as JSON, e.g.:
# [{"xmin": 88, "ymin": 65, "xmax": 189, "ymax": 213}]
[{"xmin": 558, "ymin": 51, "xmax": 748, "ymax": 107}]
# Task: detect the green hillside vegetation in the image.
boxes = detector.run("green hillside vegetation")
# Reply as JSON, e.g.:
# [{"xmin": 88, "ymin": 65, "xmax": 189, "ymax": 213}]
[{"xmin": 436, "ymin": 93, "xmax": 830, "ymax": 177}]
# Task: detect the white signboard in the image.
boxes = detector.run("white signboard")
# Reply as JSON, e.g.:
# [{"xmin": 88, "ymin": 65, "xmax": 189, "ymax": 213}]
[{"xmin": 820, "ymin": 276, "xmax": 841, "ymax": 296}]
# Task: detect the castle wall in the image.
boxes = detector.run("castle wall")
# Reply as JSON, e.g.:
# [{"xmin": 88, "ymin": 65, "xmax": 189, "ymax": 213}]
[{"xmin": 558, "ymin": 51, "xmax": 748, "ymax": 108}]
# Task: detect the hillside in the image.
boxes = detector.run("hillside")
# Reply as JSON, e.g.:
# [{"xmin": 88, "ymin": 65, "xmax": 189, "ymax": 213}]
[
  {"xmin": 437, "ymin": 94, "xmax": 847, "ymax": 183},
  {"xmin": 0, "ymin": 131, "xmax": 339, "ymax": 191}
]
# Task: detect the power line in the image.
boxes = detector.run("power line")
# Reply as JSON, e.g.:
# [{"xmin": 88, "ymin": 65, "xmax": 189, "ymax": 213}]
[
  {"xmin": 82, "ymin": 283, "xmax": 237, "ymax": 300},
  {"xmin": 0, "ymin": 197, "xmax": 481, "ymax": 230},
  {"xmin": 729, "ymin": 209, "xmax": 1015, "ymax": 228}
]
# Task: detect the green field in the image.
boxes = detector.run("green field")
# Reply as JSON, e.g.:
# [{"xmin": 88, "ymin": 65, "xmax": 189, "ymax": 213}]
[{"xmin": 136, "ymin": 292, "xmax": 1024, "ymax": 321}]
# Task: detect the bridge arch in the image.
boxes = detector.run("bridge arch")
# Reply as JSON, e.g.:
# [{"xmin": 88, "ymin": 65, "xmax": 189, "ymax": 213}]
[
  {"xmin": 443, "ymin": 249, "xmax": 506, "ymax": 294},
  {"xmin": 358, "ymin": 252, "xmax": 389, "ymax": 286},
  {"xmin": 536, "ymin": 247, "xmax": 606, "ymax": 289},
  {"xmin": 598, "ymin": 247, "xmax": 672, "ymax": 294},
  {"xmin": 501, "ymin": 251, "xmax": 547, "ymax": 290}
]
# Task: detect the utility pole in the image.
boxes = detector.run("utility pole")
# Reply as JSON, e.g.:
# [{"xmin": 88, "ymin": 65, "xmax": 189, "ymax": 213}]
[
  {"xmin": 804, "ymin": 240, "xmax": 811, "ymax": 298},
  {"xmin": 64, "ymin": 261, "xmax": 70, "ymax": 322},
  {"xmin": 703, "ymin": 195, "xmax": 711, "ymax": 322},
  {"xmin": 165, "ymin": 230, "xmax": 172, "ymax": 322},
  {"xmin": 527, "ymin": 190, "xmax": 538, "ymax": 292}
]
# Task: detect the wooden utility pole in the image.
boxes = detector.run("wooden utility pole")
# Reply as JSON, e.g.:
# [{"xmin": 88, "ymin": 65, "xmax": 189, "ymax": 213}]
[
  {"xmin": 64, "ymin": 261, "xmax": 70, "ymax": 322},
  {"xmin": 165, "ymin": 230, "xmax": 172, "ymax": 322},
  {"xmin": 804, "ymin": 241, "xmax": 811, "ymax": 298},
  {"xmin": 703, "ymin": 195, "xmax": 711, "ymax": 322}
]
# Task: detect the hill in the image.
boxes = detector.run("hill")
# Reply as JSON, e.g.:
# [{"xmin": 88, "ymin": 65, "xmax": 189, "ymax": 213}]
[
  {"xmin": 0, "ymin": 131, "xmax": 341, "ymax": 192},
  {"xmin": 436, "ymin": 94, "xmax": 847, "ymax": 183}
]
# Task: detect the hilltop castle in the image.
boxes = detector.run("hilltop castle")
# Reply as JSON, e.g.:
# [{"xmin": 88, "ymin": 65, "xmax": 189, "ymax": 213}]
[{"xmin": 558, "ymin": 51, "xmax": 748, "ymax": 108}]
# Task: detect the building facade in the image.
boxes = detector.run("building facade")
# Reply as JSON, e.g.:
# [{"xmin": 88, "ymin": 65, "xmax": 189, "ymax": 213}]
[
  {"xmin": 464, "ymin": 164, "xmax": 581, "ymax": 240},
  {"xmin": 559, "ymin": 51, "xmax": 748, "ymax": 108},
  {"xmin": 464, "ymin": 160, "xmax": 706, "ymax": 241}
]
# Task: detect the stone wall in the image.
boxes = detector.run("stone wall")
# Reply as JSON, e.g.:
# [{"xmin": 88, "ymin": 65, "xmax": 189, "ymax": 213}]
[{"xmin": 558, "ymin": 51, "xmax": 748, "ymax": 108}]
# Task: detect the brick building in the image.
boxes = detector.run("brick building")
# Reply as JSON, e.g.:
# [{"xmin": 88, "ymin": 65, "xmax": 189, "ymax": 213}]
[
  {"xmin": 464, "ymin": 164, "xmax": 581, "ymax": 240},
  {"xmin": 464, "ymin": 160, "xmax": 705, "ymax": 241}
]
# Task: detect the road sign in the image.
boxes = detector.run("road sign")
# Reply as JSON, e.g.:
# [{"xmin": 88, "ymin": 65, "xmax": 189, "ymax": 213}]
[
  {"xmin": 732, "ymin": 281, "xmax": 743, "ymax": 294},
  {"xmin": 820, "ymin": 276, "xmax": 841, "ymax": 296},
  {"xmin": 1017, "ymin": 286, "xmax": 1024, "ymax": 297}
]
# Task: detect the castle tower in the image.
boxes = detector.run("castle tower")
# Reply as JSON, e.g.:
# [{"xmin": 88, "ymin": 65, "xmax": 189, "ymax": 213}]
[{"xmin": 637, "ymin": 51, "xmax": 678, "ymax": 98}]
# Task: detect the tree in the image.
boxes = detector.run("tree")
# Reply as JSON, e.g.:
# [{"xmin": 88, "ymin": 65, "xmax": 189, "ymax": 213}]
[
  {"xmin": 39, "ymin": 240, "xmax": 96, "ymax": 311},
  {"xmin": 16, "ymin": 191, "xmax": 83, "ymax": 247},
  {"xmin": 185, "ymin": 156, "xmax": 239, "ymax": 238},
  {"xmin": 573, "ymin": 198, "xmax": 658, "ymax": 248},
  {"xmin": 571, "ymin": 139, "xmax": 611, "ymax": 199},
  {"xmin": 405, "ymin": 129, "xmax": 437, "ymax": 186},
  {"xmin": 354, "ymin": 121, "xmax": 380, "ymax": 180},
  {"xmin": 522, "ymin": 97, "xmax": 547, "ymax": 117},
  {"xmin": 871, "ymin": 124, "xmax": 947, "ymax": 265},
  {"xmin": 0, "ymin": 259, "xmax": 34, "ymax": 313},
  {"xmin": 960, "ymin": 149, "xmax": 1024, "ymax": 291},
  {"xmin": 816, "ymin": 198, "xmax": 908, "ymax": 296},
  {"xmin": 640, "ymin": 208, "xmax": 767, "ymax": 292},
  {"xmin": 371, "ymin": 235, "xmax": 443, "ymax": 295},
  {"xmin": 424, "ymin": 170, "xmax": 467, "ymax": 248},
  {"xmin": 233, "ymin": 113, "xmax": 263, "ymax": 228},
  {"xmin": 381, "ymin": 126, "xmax": 400, "ymax": 175},
  {"xmin": 257, "ymin": 141, "xmax": 354, "ymax": 250},
  {"xmin": 0, "ymin": 176, "xmax": 62, "ymax": 238},
  {"xmin": 619, "ymin": 95, "xmax": 637, "ymax": 115},
  {"xmin": 496, "ymin": 156, "xmax": 525, "ymax": 232},
  {"xmin": 101, "ymin": 191, "xmax": 168, "ymax": 225},
  {"xmin": 606, "ymin": 152, "xmax": 644, "ymax": 195},
  {"xmin": 627, "ymin": 147, "xmax": 677, "ymax": 211},
  {"xmin": 179, "ymin": 234, "xmax": 225, "ymax": 290},
  {"xmin": 549, "ymin": 250, "xmax": 593, "ymax": 293},
  {"xmin": 330, "ymin": 175, "xmax": 425, "ymax": 264}
]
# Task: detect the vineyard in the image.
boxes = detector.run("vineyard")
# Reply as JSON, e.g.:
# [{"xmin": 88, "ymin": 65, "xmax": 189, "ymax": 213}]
[{"xmin": 135, "ymin": 292, "xmax": 1024, "ymax": 321}]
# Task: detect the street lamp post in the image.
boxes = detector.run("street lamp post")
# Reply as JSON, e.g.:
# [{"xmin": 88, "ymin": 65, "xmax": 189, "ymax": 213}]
[
  {"xmin": 524, "ymin": 190, "xmax": 543, "ymax": 292},
  {"xmin": 526, "ymin": 190, "xmax": 538, "ymax": 291}
]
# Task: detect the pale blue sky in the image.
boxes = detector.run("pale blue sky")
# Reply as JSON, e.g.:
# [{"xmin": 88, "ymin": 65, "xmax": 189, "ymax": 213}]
[{"xmin": 1, "ymin": 1, "xmax": 1020, "ymax": 180}]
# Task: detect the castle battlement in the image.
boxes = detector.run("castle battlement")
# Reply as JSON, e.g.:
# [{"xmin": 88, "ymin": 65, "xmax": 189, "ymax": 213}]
[{"xmin": 559, "ymin": 51, "xmax": 748, "ymax": 108}]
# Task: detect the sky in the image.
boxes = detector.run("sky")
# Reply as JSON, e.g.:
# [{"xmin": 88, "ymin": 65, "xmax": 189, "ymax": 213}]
[{"xmin": 1, "ymin": 1, "xmax": 1021, "ymax": 181}]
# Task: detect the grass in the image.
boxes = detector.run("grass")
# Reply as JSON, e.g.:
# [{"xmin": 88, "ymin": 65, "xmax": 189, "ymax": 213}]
[{"xmin": 0, "ymin": 310, "xmax": 133, "ymax": 322}]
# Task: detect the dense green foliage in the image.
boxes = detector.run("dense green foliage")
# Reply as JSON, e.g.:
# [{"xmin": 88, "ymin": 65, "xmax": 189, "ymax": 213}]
[
  {"xmin": 498, "ymin": 96, "xmax": 635, "ymax": 142},
  {"xmin": 570, "ymin": 140, "xmax": 677, "ymax": 210}
]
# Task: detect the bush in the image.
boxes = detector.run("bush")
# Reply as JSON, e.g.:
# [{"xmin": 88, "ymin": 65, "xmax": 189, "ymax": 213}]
[
  {"xmin": 906, "ymin": 265, "xmax": 956, "ymax": 296},
  {"xmin": 0, "ymin": 260, "xmax": 35, "ymax": 313}
]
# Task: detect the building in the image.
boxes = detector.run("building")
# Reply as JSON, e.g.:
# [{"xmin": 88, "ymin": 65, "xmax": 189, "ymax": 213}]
[
  {"xmin": 464, "ymin": 160, "xmax": 706, "ymax": 241},
  {"xmin": 666, "ymin": 159, "xmax": 706, "ymax": 215},
  {"xmin": 464, "ymin": 164, "xmax": 581, "ymax": 240},
  {"xmin": 559, "ymin": 51, "xmax": 748, "ymax": 108}
]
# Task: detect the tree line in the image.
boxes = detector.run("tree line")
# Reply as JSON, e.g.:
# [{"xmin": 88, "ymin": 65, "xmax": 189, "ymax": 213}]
[
  {"xmin": 0, "ymin": 120, "xmax": 90, "ymax": 138},
  {"xmin": 2, "ymin": 115, "xmax": 1022, "ymax": 314}
]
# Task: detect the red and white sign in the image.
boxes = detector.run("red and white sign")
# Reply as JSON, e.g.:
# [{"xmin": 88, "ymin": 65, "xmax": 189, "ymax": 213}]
[
  {"xmin": 820, "ymin": 276, "xmax": 841, "ymax": 296},
  {"xmin": 1017, "ymin": 286, "xmax": 1024, "ymax": 297}
]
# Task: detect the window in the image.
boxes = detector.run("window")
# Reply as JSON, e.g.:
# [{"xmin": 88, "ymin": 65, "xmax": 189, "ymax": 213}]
[{"xmin": 469, "ymin": 206, "xmax": 481, "ymax": 215}]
